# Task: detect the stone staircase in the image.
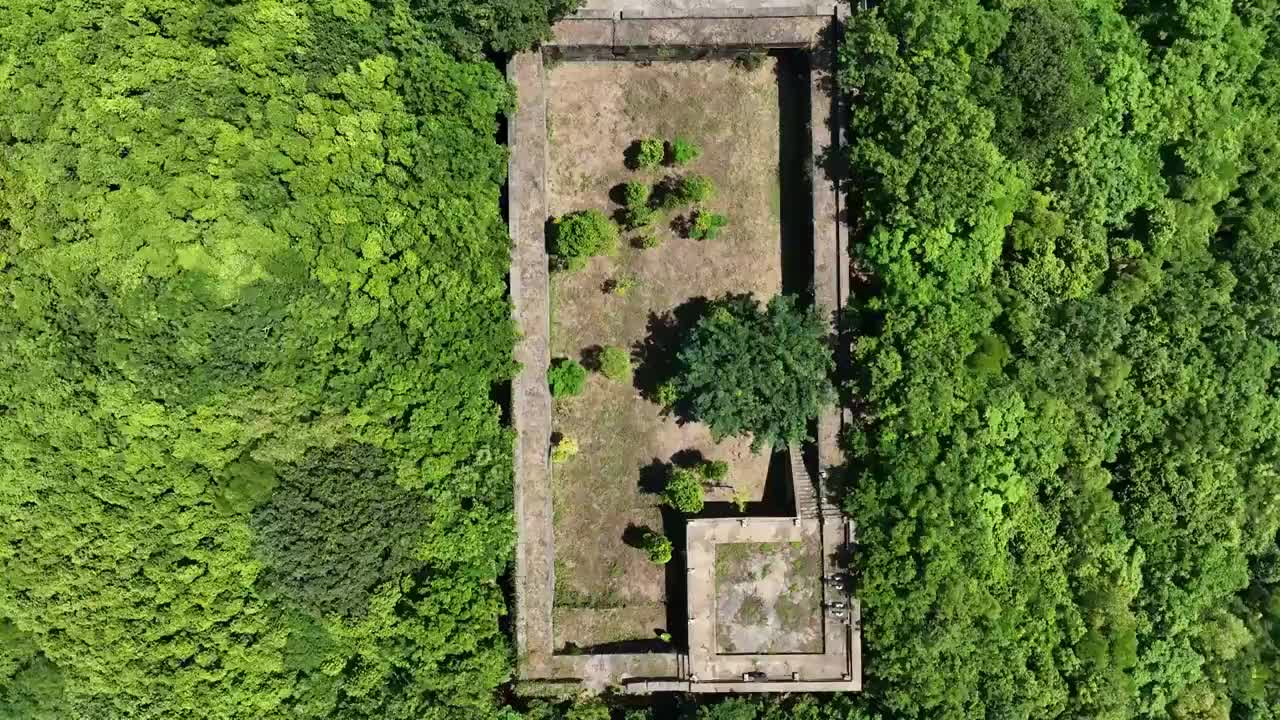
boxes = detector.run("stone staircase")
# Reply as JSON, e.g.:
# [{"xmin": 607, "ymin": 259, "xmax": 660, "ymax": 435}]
[{"xmin": 791, "ymin": 445, "xmax": 842, "ymax": 521}]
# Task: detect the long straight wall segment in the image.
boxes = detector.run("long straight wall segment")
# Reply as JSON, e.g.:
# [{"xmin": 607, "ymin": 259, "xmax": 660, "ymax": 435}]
[{"xmin": 508, "ymin": 51, "xmax": 555, "ymax": 669}]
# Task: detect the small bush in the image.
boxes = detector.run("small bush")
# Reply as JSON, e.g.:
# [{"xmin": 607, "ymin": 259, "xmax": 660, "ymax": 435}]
[
  {"xmin": 551, "ymin": 436, "xmax": 579, "ymax": 463},
  {"xmin": 606, "ymin": 274, "xmax": 638, "ymax": 297},
  {"xmin": 622, "ymin": 204, "xmax": 655, "ymax": 230},
  {"xmin": 622, "ymin": 181, "xmax": 651, "ymax": 207},
  {"xmin": 668, "ymin": 137, "xmax": 701, "ymax": 166},
  {"xmin": 642, "ymin": 531, "xmax": 673, "ymax": 564},
  {"xmin": 637, "ymin": 232, "xmax": 662, "ymax": 249},
  {"xmin": 552, "ymin": 210, "xmax": 618, "ymax": 271},
  {"xmin": 653, "ymin": 174, "xmax": 713, "ymax": 212},
  {"xmin": 676, "ymin": 174, "xmax": 715, "ymax": 206},
  {"xmin": 655, "ymin": 381, "xmax": 678, "ymax": 407},
  {"xmin": 656, "ymin": 176, "xmax": 686, "ymax": 211},
  {"xmin": 635, "ymin": 139, "xmax": 664, "ymax": 169},
  {"xmin": 701, "ymin": 460, "xmax": 729, "ymax": 483},
  {"xmin": 548, "ymin": 358, "xmax": 587, "ymax": 398},
  {"xmin": 665, "ymin": 467, "xmax": 705, "ymax": 514},
  {"xmin": 599, "ymin": 346, "xmax": 632, "ymax": 381},
  {"xmin": 689, "ymin": 210, "xmax": 727, "ymax": 240}
]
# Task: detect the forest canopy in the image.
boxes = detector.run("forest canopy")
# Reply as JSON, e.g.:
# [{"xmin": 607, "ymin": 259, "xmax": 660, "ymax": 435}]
[
  {"xmin": 842, "ymin": 0, "xmax": 1280, "ymax": 719},
  {"xmin": 0, "ymin": 0, "xmax": 571, "ymax": 717},
  {"xmin": 3, "ymin": 0, "xmax": 1279, "ymax": 719}
]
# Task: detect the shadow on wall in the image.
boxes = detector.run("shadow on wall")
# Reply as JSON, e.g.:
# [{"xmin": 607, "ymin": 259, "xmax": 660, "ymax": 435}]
[{"xmin": 774, "ymin": 49, "xmax": 816, "ymax": 302}]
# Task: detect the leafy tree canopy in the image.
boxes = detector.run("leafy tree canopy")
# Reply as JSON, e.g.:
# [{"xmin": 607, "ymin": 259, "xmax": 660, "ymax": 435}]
[
  {"xmin": 676, "ymin": 294, "xmax": 835, "ymax": 451},
  {"xmin": 552, "ymin": 210, "xmax": 619, "ymax": 271},
  {"xmin": 548, "ymin": 358, "xmax": 588, "ymax": 398},
  {"xmin": 0, "ymin": 0, "xmax": 574, "ymax": 716},
  {"xmin": 842, "ymin": 0, "xmax": 1280, "ymax": 718},
  {"xmin": 250, "ymin": 445, "xmax": 430, "ymax": 618}
]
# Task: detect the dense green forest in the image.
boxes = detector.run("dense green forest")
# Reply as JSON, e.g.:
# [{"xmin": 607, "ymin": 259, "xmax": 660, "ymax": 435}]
[
  {"xmin": 843, "ymin": 0, "xmax": 1280, "ymax": 718},
  {"xmin": 0, "ymin": 0, "xmax": 565, "ymax": 717},
  {"xmin": 2, "ymin": 1, "xmax": 1278, "ymax": 719}
]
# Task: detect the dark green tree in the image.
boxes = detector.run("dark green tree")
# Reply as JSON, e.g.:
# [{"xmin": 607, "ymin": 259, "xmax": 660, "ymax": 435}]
[
  {"xmin": 990, "ymin": 0, "xmax": 1102, "ymax": 156},
  {"xmin": 410, "ymin": 0, "xmax": 582, "ymax": 56},
  {"xmin": 250, "ymin": 446, "xmax": 428, "ymax": 618},
  {"xmin": 676, "ymin": 294, "xmax": 834, "ymax": 450}
]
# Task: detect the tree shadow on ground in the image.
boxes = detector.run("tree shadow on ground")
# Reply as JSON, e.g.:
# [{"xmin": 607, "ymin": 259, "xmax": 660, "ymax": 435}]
[
  {"xmin": 622, "ymin": 522, "xmax": 655, "ymax": 549},
  {"xmin": 638, "ymin": 449, "xmax": 709, "ymax": 497},
  {"xmin": 659, "ymin": 504, "xmax": 689, "ymax": 648},
  {"xmin": 637, "ymin": 459, "xmax": 669, "ymax": 495},
  {"xmin": 669, "ymin": 448, "xmax": 706, "ymax": 469},
  {"xmin": 579, "ymin": 344, "xmax": 604, "ymax": 372},
  {"xmin": 622, "ymin": 140, "xmax": 647, "ymax": 170},
  {"xmin": 631, "ymin": 297, "xmax": 710, "ymax": 408},
  {"xmin": 560, "ymin": 638, "xmax": 667, "ymax": 655}
]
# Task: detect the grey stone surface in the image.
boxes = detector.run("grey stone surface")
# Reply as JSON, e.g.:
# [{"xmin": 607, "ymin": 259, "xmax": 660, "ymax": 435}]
[
  {"xmin": 684, "ymin": 517, "xmax": 856, "ymax": 689},
  {"xmin": 574, "ymin": 0, "xmax": 842, "ymax": 17},
  {"xmin": 611, "ymin": 16, "xmax": 829, "ymax": 46},
  {"xmin": 509, "ymin": 51, "xmax": 556, "ymax": 672},
  {"xmin": 811, "ymin": 48, "xmax": 847, "ymax": 503},
  {"xmin": 547, "ymin": 653, "xmax": 681, "ymax": 691},
  {"xmin": 550, "ymin": 18, "xmax": 615, "ymax": 47}
]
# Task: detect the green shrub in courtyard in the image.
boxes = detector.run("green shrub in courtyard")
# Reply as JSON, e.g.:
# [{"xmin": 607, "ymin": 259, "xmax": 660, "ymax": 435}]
[
  {"xmin": 701, "ymin": 460, "xmax": 730, "ymax": 483},
  {"xmin": 669, "ymin": 137, "xmax": 701, "ymax": 165},
  {"xmin": 606, "ymin": 274, "xmax": 638, "ymax": 297},
  {"xmin": 621, "ymin": 181, "xmax": 656, "ymax": 229},
  {"xmin": 637, "ymin": 232, "xmax": 663, "ymax": 249},
  {"xmin": 642, "ymin": 531, "xmax": 673, "ymax": 565},
  {"xmin": 634, "ymin": 138, "xmax": 664, "ymax": 169},
  {"xmin": 622, "ymin": 181, "xmax": 651, "ymax": 207},
  {"xmin": 676, "ymin": 174, "xmax": 715, "ymax": 206},
  {"xmin": 689, "ymin": 210, "xmax": 727, "ymax": 240},
  {"xmin": 623, "ymin": 204, "xmax": 656, "ymax": 230},
  {"xmin": 551, "ymin": 436, "xmax": 579, "ymax": 464},
  {"xmin": 552, "ymin": 209, "xmax": 618, "ymax": 271},
  {"xmin": 599, "ymin": 346, "xmax": 632, "ymax": 382},
  {"xmin": 548, "ymin": 358, "xmax": 587, "ymax": 398},
  {"xmin": 664, "ymin": 467, "xmax": 705, "ymax": 514}
]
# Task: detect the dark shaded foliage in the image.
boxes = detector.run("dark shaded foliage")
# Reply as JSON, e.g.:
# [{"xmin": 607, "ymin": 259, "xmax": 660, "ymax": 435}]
[
  {"xmin": 251, "ymin": 446, "xmax": 428, "ymax": 618},
  {"xmin": 676, "ymin": 294, "xmax": 834, "ymax": 451}
]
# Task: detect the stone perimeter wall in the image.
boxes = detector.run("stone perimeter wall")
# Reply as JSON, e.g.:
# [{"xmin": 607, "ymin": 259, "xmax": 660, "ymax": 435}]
[{"xmin": 509, "ymin": 5, "xmax": 853, "ymax": 693}]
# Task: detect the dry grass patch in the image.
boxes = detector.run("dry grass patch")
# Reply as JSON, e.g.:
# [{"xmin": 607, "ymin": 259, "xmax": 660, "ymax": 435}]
[{"xmin": 546, "ymin": 58, "xmax": 785, "ymax": 649}]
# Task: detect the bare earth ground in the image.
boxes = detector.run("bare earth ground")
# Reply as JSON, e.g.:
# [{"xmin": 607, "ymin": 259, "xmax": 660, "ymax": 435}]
[
  {"xmin": 714, "ymin": 532, "xmax": 822, "ymax": 654},
  {"xmin": 546, "ymin": 59, "xmax": 783, "ymax": 649}
]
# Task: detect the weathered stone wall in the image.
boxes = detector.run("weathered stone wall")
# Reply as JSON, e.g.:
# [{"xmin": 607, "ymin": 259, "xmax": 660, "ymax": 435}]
[{"xmin": 509, "ymin": 5, "xmax": 856, "ymax": 692}]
